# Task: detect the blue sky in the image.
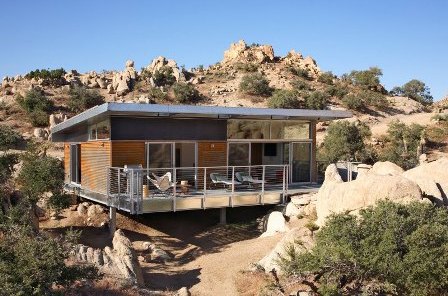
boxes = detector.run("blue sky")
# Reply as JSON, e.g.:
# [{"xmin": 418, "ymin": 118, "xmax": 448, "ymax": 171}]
[{"xmin": 1, "ymin": 0, "xmax": 447, "ymax": 100}]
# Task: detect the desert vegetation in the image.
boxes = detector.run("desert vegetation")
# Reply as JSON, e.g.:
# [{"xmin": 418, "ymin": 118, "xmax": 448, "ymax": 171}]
[
  {"xmin": 239, "ymin": 73, "xmax": 272, "ymax": 96},
  {"xmin": 16, "ymin": 89, "xmax": 54, "ymax": 127},
  {"xmin": 68, "ymin": 86, "xmax": 105, "ymax": 112}
]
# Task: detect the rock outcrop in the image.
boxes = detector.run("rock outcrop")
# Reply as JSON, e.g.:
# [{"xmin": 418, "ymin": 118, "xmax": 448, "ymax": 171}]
[
  {"xmin": 316, "ymin": 164, "xmax": 423, "ymax": 226},
  {"xmin": 112, "ymin": 60, "xmax": 138, "ymax": 96},
  {"xmin": 260, "ymin": 211, "xmax": 288, "ymax": 237},
  {"xmin": 369, "ymin": 161, "xmax": 404, "ymax": 176},
  {"xmin": 222, "ymin": 40, "xmax": 275, "ymax": 65},
  {"xmin": 75, "ymin": 229, "xmax": 144, "ymax": 286},
  {"xmin": 144, "ymin": 56, "xmax": 186, "ymax": 83},
  {"xmin": 281, "ymin": 49, "xmax": 321, "ymax": 78}
]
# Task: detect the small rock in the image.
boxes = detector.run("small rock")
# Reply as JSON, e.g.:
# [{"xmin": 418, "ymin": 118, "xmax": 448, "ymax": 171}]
[
  {"xmin": 77, "ymin": 203, "xmax": 87, "ymax": 215},
  {"xmin": 175, "ymin": 287, "xmax": 191, "ymax": 296}
]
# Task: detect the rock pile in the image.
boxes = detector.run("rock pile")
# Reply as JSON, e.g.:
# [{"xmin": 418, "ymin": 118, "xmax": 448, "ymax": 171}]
[
  {"xmin": 144, "ymin": 56, "xmax": 186, "ymax": 84},
  {"xmin": 112, "ymin": 60, "xmax": 138, "ymax": 96},
  {"xmin": 222, "ymin": 40, "xmax": 275, "ymax": 64},
  {"xmin": 281, "ymin": 50, "xmax": 321, "ymax": 78},
  {"xmin": 74, "ymin": 229, "xmax": 144, "ymax": 286}
]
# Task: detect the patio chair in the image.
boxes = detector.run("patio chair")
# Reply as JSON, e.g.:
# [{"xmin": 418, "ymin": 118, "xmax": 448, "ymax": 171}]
[
  {"xmin": 209, "ymin": 173, "xmax": 241, "ymax": 189},
  {"xmin": 235, "ymin": 171, "xmax": 264, "ymax": 188},
  {"xmin": 147, "ymin": 172, "xmax": 176, "ymax": 196}
]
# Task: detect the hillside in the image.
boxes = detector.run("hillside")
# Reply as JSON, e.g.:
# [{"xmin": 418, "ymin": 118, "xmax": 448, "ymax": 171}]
[{"xmin": 1, "ymin": 40, "xmax": 447, "ymax": 158}]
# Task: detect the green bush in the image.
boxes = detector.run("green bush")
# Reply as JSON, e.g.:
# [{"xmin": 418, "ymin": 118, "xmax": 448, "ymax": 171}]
[
  {"xmin": 25, "ymin": 68, "xmax": 66, "ymax": 80},
  {"xmin": 0, "ymin": 154, "xmax": 18, "ymax": 185},
  {"xmin": 235, "ymin": 62, "xmax": 259, "ymax": 72},
  {"xmin": 304, "ymin": 91, "xmax": 328, "ymax": 110},
  {"xmin": 320, "ymin": 120, "xmax": 373, "ymax": 163},
  {"xmin": 268, "ymin": 89, "xmax": 300, "ymax": 109},
  {"xmin": 16, "ymin": 89, "xmax": 53, "ymax": 114},
  {"xmin": 239, "ymin": 73, "xmax": 272, "ymax": 96},
  {"xmin": 378, "ymin": 120, "xmax": 424, "ymax": 169},
  {"xmin": 0, "ymin": 125, "xmax": 21, "ymax": 151},
  {"xmin": 172, "ymin": 83, "xmax": 200, "ymax": 104},
  {"xmin": 391, "ymin": 79, "xmax": 433, "ymax": 105},
  {"xmin": 279, "ymin": 201, "xmax": 448, "ymax": 296},
  {"xmin": 147, "ymin": 87, "xmax": 168, "ymax": 102},
  {"xmin": 290, "ymin": 79, "xmax": 311, "ymax": 91},
  {"xmin": 68, "ymin": 86, "xmax": 105, "ymax": 112},
  {"xmin": 317, "ymin": 71, "xmax": 335, "ymax": 85},
  {"xmin": 344, "ymin": 67, "xmax": 383, "ymax": 91},
  {"xmin": 325, "ymin": 84, "xmax": 348, "ymax": 99},
  {"xmin": 342, "ymin": 90, "xmax": 389, "ymax": 111},
  {"xmin": 29, "ymin": 109, "xmax": 50, "ymax": 127},
  {"xmin": 342, "ymin": 93, "xmax": 364, "ymax": 110},
  {"xmin": 288, "ymin": 67, "xmax": 311, "ymax": 80},
  {"xmin": 153, "ymin": 66, "xmax": 176, "ymax": 87}
]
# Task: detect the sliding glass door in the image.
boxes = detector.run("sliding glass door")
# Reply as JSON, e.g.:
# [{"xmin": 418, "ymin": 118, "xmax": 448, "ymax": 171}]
[
  {"xmin": 146, "ymin": 143, "xmax": 174, "ymax": 168},
  {"xmin": 70, "ymin": 144, "xmax": 81, "ymax": 184},
  {"xmin": 291, "ymin": 142, "xmax": 311, "ymax": 183}
]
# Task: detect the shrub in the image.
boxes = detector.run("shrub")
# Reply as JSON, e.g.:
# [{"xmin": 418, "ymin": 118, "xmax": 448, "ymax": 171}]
[
  {"xmin": 378, "ymin": 120, "xmax": 424, "ymax": 169},
  {"xmin": 320, "ymin": 120, "xmax": 373, "ymax": 163},
  {"xmin": 288, "ymin": 67, "xmax": 311, "ymax": 80},
  {"xmin": 147, "ymin": 87, "xmax": 168, "ymax": 102},
  {"xmin": 325, "ymin": 84, "xmax": 348, "ymax": 99},
  {"xmin": 235, "ymin": 62, "xmax": 259, "ymax": 72},
  {"xmin": 29, "ymin": 109, "xmax": 50, "ymax": 127},
  {"xmin": 25, "ymin": 68, "xmax": 66, "ymax": 80},
  {"xmin": 279, "ymin": 201, "xmax": 448, "ymax": 295},
  {"xmin": 345, "ymin": 67, "xmax": 383, "ymax": 91},
  {"xmin": 152, "ymin": 66, "xmax": 176, "ymax": 87},
  {"xmin": 290, "ymin": 79, "xmax": 310, "ymax": 91},
  {"xmin": 239, "ymin": 73, "xmax": 272, "ymax": 96},
  {"xmin": 268, "ymin": 89, "xmax": 300, "ymax": 109},
  {"xmin": 342, "ymin": 93, "xmax": 364, "ymax": 110},
  {"xmin": 342, "ymin": 90, "xmax": 389, "ymax": 111},
  {"xmin": 16, "ymin": 89, "xmax": 53, "ymax": 114},
  {"xmin": 172, "ymin": 83, "xmax": 200, "ymax": 104},
  {"xmin": 392, "ymin": 79, "xmax": 433, "ymax": 105},
  {"xmin": 68, "ymin": 86, "xmax": 105, "ymax": 113},
  {"xmin": 0, "ymin": 125, "xmax": 21, "ymax": 151},
  {"xmin": 317, "ymin": 71, "xmax": 335, "ymax": 84},
  {"xmin": 304, "ymin": 91, "xmax": 328, "ymax": 110},
  {"xmin": 0, "ymin": 153, "xmax": 19, "ymax": 185}
]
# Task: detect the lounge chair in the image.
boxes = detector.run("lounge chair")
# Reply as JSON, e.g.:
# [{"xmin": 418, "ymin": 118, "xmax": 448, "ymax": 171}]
[
  {"xmin": 147, "ymin": 172, "xmax": 176, "ymax": 196},
  {"xmin": 209, "ymin": 173, "xmax": 241, "ymax": 189},
  {"xmin": 235, "ymin": 171, "xmax": 264, "ymax": 188}
]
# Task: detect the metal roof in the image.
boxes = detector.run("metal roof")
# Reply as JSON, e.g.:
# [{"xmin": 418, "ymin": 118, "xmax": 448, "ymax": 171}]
[{"xmin": 51, "ymin": 102, "xmax": 352, "ymax": 135}]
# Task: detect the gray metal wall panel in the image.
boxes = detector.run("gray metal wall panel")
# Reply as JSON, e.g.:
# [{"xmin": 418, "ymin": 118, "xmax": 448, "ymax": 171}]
[{"xmin": 111, "ymin": 117, "xmax": 227, "ymax": 141}]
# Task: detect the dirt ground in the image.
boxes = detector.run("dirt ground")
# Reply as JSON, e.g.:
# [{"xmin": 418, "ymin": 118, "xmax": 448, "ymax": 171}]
[{"xmin": 41, "ymin": 205, "xmax": 281, "ymax": 295}]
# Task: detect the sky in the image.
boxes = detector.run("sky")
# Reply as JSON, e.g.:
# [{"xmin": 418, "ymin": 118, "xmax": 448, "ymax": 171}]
[{"xmin": 1, "ymin": 0, "xmax": 447, "ymax": 100}]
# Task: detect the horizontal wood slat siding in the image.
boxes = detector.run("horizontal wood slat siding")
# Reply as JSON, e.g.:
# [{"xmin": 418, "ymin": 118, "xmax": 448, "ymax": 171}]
[
  {"xmin": 111, "ymin": 142, "xmax": 146, "ymax": 167},
  {"xmin": 64, "ymin": 144, "xmax": 70, "ymax": 182},
  {"xmin": 81, "ymin": 142, "xmax": 111, "ymax": 194},
  {"xmin": 198, "ymin": 142, "xmax": 227, "ymax": 167}
]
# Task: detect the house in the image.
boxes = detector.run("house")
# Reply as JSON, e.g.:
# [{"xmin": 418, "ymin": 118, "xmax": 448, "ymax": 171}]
[{"xmin": 51, "ymin": 103, "xmax": 351, "ymax": 218}]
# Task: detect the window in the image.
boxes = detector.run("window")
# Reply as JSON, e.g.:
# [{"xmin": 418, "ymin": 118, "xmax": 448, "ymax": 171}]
[
  {"xmin": 88, "ymin": 120, "xmax": 110, "ymax": 140},
  {"xmin": 227, "ymin": 120, "xmax": 310, "ymax": 140},
  {"xmin": 227, "ymin": 120, "xmax": 270, "ymax": 140}
]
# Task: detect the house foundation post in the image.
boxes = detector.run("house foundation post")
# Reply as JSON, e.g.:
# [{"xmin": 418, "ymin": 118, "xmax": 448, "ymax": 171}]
[
  {"xmin": 109, "ymin": 207, "xmax": 116, "ymax": 237},
  {"xmin": 219, "ymin": 207, "xmax": 226, "ymax": 225}
]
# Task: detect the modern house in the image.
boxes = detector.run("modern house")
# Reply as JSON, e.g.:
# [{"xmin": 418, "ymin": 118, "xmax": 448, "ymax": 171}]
[{"xmin": 51, "ymin": 103, "xmax": 351, "ymax": 217}]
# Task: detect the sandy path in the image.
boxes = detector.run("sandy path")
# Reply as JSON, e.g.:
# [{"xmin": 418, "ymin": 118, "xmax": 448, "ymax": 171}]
[{"xmin": 369, "ymin": 112, "xmax": 434, "ymax": 136}]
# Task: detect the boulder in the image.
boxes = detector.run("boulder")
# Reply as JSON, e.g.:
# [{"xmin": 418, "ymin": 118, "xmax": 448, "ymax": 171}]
[
  {"xmin": 282, "ymin": 50, "xmax": 321, "ymax": 77},
  {"xmin": 75, "ymin": 230, "xmax": 144, "ymax": 286},
  {"xmin": 290, "ymin": 193, "xmax": 316, "ymax": 206},
  {"xmin": 260, "ymin": 211, "xmax": 288, "ymax": 237},
  {"xmin": 284, "ymin": 202, "xmax": 301, "ymax": 218},
  {"xmin": 87, "ymin": 204, "xmax": 104, "ymax": 217},
  {"xmin": 33, "ymin": 128, "xmax": 48, "ymax": 140},
  {"xmin": 222, "ymin": 40, "xmax": 274, "ymax": 64},
  {"xmin": 316, "ymin": 164, "xmax": 423, "ymax": 226},
  {"xmin": 369, "ymin": 161, "xmax": 404, "ymax": 176},
  {"xmin": 403, "ymin": 158, "xmax": 448, "ymax": 206},
  {"xmin": 258, "ymin": 227, "xmax": 313, "ymax": 274},
  {"xmin": 142, "ymin": 242, "xmax": 172, "ymax": 262},
  {"xmin": 49, "ymin": 113, "xmax": 65, "ymax": 129},
  {"xmin": 77, "ymin": 203, "xmax": 88, "ymax": 215}
]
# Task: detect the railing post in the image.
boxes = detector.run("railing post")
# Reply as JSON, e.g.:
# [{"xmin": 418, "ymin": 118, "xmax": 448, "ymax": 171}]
[
  {"xmin": 203, "ymin": 167, "xmax": 207, "ymax": 209},
  {"xmin": 173, "ymin": 168, "xmax": 177, "ymax": 212},
  {"xmin": 261, "ymin": 165, "xmax": 265, "ymax": 205},
  {"xmin": 282, "ymin": 166, "xmax": 286, "ymax": 204},
  {"xmin": 106, "ymin": 168, "xmax": 110, "ymax": 206},
  {"xmin": 231, "ymin": 166, "xmax": 235, "ymax": 207},
  {"xmin": 130, "ymin": 169, "xmax": 134, "ymax": 214},
  {"xmin": 117, "ymin": 168, "xmax": 121, "ymax": 210}
]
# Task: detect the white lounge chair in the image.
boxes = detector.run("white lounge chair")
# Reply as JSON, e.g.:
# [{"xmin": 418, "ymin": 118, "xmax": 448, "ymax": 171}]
[
  {"xmin": 235, "ymin": 171, "xmax": 264, "ymax": 188},
  {"xmin": 209, "ymin": 173, "xmax": 241, "ymax": 189},
  {"xmin": 147, "ymin": 172, "xmax": 176, "ymax": 196}
]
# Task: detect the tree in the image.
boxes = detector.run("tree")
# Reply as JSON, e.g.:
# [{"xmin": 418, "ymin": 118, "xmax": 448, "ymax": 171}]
[
  {"xmin": 401, "ymin": 79, "xmax": 433, "ymax": 105},
  {"xmin": 320, "ymin": 120, "xmax": 373, "ymax": 163},
  {"xmin": 16, "ymin": 89, "xmax": 53, "ymax": 127},
  {"xmin": 304, "ymin": 91, "xmax": 328, "ymax": 110},
  {"xmin": 317, "ymin": 71, "xmax": 335, "ymax": 85},
  {"xmin": 239, "ymin": 73, "xmax": 272, "ymax": 96},
  {"xmin": 378, "ymin": 120, "xmax": 424, "ymax": 169},
  {"xmin": 342, "ymin": 90, "xmax": 389, "ymax": 111},
  {"xmin": 152, "ymin": 66, "xmax": 176, "ymax": 87},
  {"xmin": 345, "ymin": 67, "xmax": 383, "ymax": 91},
  {"xmin": 279, "ymin": 201, "xmax": 448, "ymax": 295},
  {"xmin": 172, "ymin": 82, "xmax": 200, "ymax": 103},
  {"xmin": 268, "ymin": 89, "xmax": 301, "ymax": 109},
  {"xmin": 68, "ymin": 86, "xmax": 105, "ymax": 112}
]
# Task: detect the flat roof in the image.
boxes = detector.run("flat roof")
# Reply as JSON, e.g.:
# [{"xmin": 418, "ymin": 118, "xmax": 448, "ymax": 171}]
[{"xmin": 51, "ymin": 102, "xmax": 352, "ymax": 135}]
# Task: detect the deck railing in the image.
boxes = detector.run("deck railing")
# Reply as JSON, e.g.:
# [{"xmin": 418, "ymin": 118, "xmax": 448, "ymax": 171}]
[{"xmin": 107, "ymin": 165, "xmax": 289, "ymax": 214}]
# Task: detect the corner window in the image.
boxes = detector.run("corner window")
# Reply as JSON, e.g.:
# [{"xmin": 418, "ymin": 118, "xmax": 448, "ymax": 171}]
[{"xmin": 88, "ymin": 120, "xmax": 110, "ymax": 140}]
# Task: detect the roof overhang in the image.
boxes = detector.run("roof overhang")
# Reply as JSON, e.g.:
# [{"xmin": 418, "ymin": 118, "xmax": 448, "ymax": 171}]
[{"xmin": 51, "ymin": 103, "xmax": 352, "ymax": 139}]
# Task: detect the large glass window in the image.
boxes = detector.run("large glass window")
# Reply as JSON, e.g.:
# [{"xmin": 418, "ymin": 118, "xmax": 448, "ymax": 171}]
[
  {"xmin": 227, "ymin": 120, "xmax": 309, "ymax": 140},
  {"xmin": 88, "ymin": 120, "xmax": 110, "ymax": 140},
  {"xmin": 146, "ymin": 143, "xmax": 173, "ymax": 168}
]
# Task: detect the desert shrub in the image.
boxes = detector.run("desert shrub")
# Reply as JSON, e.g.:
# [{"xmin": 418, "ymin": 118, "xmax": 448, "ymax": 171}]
[
  {"xmin": 279, "ymin": 201, "xmax": 448, "ymax": 296},
  {"xmin": 172, "ymin": 83, "xmax": 200, "ymax": 104},
  {"xmin": 320, "ymin": 120, "xmax": 373, "ymax": 163},
  {"xmin": 378, "ymin": 120, "xmax": 424, "ymax": 169},
  {"xmin": 239, "ymin": 73, "xmax": 272, "ymax": 96},
  {"xmin": 342, "ymin": 93, "xmax": 364, "ymax": 110},
  {"xmin": 425, "ymin": 121, "xmax": 448, "ymax": 148},
  {"xmin": 290, "ymin": 79, "xmax": 311, "ymax": 91},
  {"xmin": 288, "ymin": 67, "xmax": 311, "ymax": 80},
  {"xmin": 325, "ymin": 83, "xmax": 348, "ymax": 99},
  {"xmin": 317, "ymin": 71, "xmax": 335, "ymax": 85},
  {"xmin": 235, "ymin": 62, "xmax": 259, "ymax": 72},
  {"xmin": 152, "ymin": 66, "xmax": 176, "ymax": 87},
  {"xmin": 431, "ymin": 113, "xmax": 448, "ymax": 122},
  {"xmin": 304, "ymin": 91, "xmax": 328, "ymax": 110},
  {"xmin": 268, "ymin": 89, "xmax": 300, "ymax": 109},
  {"xmin": 391, "ymin": 79, "xmax": 433, "ymax": 105},
  {"xmin": 344, "ymin": 67, "xmax": 383, "ymax": 91},
  {"xmin": 342, "ymin": 90, "xmax": 389, "ymax": 111},
  {"xmin": 16, "ymin": 89, "xmax": 53, "ymax": 127},
  {"xmin": 0, "ymin": 153, "xmax": 18, "ymax": 185},
  {"xmin": 0, "ymin": 125, "xmax": 21, "ymax": 151},
  {"xmin": 25, "ymin": 68, "xmax": 66, "ymax": 80},
  {"xmin": 147, "ymin": 87, "xmax": 168, "ymax": 102},
  {"xmin": 139, "ymin": 68, "xmax": 152, "ymax": 80},
  {"xmin": 68, "ymin": 86, "xmax": 105, "ymax": 112}
]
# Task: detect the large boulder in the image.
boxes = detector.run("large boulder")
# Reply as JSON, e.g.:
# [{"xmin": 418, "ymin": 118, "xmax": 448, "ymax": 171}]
[
  {"xmin": 316, "ymin": 165, "xmax": 423, "ymax": 226},
  {"xmin": 260, "ymin": 211, "xmax": 288, "ymax": 237},
  {"xmin": 403, "ymin": 158, "xmax": 448, "ymax": 205},
  {"xmin": 144, "ymin": 56, "xmax": 186, "ymax": 83},
  {"xmin": 369, "ymin": 161, "xmax": 404, "ymax": 176},
  {"xmin": 75, "ymin": 229, "xmax": 144, "ymax": 286},
  {"xmin": 258, "ymin": 227, "xmax": 313, "ymax": 274},
  {"xmin": 222, "ymin": 40, "xmax": 274, "ymax": 65},
  {"xmin": 281, "ymin": 50, "xmax": 321, "ymax": 78}
]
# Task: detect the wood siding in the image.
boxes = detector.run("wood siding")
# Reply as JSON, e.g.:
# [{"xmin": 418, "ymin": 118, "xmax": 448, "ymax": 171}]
[
  {"xmin": 81, "ymin": 141, "xmax": 111, "ymax": 194},
  {"xmin": 111, "ymin": 141, "xmax": 146, "ymax": 167},
  {"xmin": 64, "ymin": 144, "xmax": 70, "ymax": 182},
  {"xmin": 197, "ymin": 142, "xmax": 227, "ymax": 167}
]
